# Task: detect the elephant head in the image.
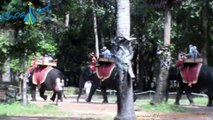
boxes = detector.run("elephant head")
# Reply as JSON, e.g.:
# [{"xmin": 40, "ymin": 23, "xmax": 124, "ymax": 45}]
[{"xmin": 77, "ymin": 66, "xmax": 93, "ymax": 102}]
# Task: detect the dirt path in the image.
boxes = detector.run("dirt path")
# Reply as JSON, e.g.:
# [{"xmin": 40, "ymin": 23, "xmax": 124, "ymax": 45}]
[
  {"xmin": 32, "ymin": 95, "xmax": 213, "ymax": 120},
  {"xmin": 1, "ymin": 95, "xmax": 213, "ymax": 120},
  {"xmin": 30, "ymin": 95, "xmax": 117, "ymax": 119}
]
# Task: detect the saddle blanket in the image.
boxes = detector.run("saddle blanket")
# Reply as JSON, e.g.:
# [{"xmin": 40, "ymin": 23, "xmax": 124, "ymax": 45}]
[
  {"xmin": 33, "ymin": 66, "xmax": 53, "ymax": 85},
  {"xmin": 180, "ymin": 63, "xmax": 202, "ymax": 86},
  {"xmin": 96, "ymin": 63, "xmax": 115, "ymax": 81}
]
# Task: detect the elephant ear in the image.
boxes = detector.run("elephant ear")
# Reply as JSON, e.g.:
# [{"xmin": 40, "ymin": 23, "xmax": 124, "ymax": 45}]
[{"xmin": 81, "ymin": 66, "xmax": 93, "ymax": 76}]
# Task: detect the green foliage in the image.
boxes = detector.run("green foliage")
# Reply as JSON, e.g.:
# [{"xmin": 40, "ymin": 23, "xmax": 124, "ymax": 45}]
[
  {"xmin": 0, "ymin": 0, "xmax": 213, "ymax": 87},
  {"xmin": 0, "ymin": 31, "xmax": 12, "ymax": 67},
  {"xmin": 4, "ymin": 0, "xmax": 28, "ymax": 12},
  {"xmin": 140, "ymin": 103, "xmax": 185, "ymax": 112},
  {"xmin": 9, "ymin": 58, "xmax": 23, "ymax": 72},
  {"xmin": 64, "ymin": 87, "xmax": 79, "ymax": 95},
  {"xmin": 0, "ymin": 32, "xmax": 10, "ymax": 54},
  {"xmin": 136, "ymin": 96, "xmax": 208, "ymax": 112},
  {"xmin": 145, "ymin": 0, "xmax": 186, "ymax": 8},
  {"xmin": 8, "ymin": 23, "xmax": 58, "ymax": 72}
]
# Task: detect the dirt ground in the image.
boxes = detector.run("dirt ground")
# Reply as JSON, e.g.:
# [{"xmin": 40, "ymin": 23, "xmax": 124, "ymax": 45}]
[{"xmin": 1, "ymin": 95, "xmax": 213, "ymax": 120}]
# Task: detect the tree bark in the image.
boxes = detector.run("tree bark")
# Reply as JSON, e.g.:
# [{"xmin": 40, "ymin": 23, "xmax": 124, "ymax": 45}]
[
  {"xmin": 201, "ymin": 0, "xmax": 209, "ymax": 65},
  {"xmin": 163, "ymin": 7, "xmax": 171, "ymax": 46},
  {"xmin": 91, "ymin": 0, "xmax": 100, "ymax": 58},
  {"xmin": 116, "ymin": 0, "xmax": 130, "ymax": 37},
  {"xmin": 150, "ymin": 6, "xmax": 171, "ymax": 105},
  {"xmin": 114, "ymin": 0, "xmax": 136, "ymax": 120},
  {"xmin": 65, "ymin": 12, "xmax": 69, "ymax": 27}
]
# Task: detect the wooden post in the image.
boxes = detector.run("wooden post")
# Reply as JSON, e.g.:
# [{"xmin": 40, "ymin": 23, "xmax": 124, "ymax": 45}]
[
  {"xmin": 22, "ymin": 74, "xmax": 27, "ymax": 105},
  {"xmin": 22, "ymin": 49, "xmax": 27, "ymax": 105}
]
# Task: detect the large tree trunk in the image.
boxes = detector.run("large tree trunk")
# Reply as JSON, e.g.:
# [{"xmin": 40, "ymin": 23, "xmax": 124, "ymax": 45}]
[
  {"xmin": 91, "ymin": 0, "xmax": 100, "ymax": 58},
  {"xmin": 113, "ymin": 0, "xmax": 136, "ymax": 120},
  {"xmin": 150, "ymin": 6, "xmax": 171, "ymax": 105},
  {"xmin": 201, "ymin": 0, "xmax": 209, "ymax": 65}
]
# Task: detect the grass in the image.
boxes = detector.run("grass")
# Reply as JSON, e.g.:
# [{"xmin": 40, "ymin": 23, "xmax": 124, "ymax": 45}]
[
  {"xmin": 137, "ymin": 101, "xmax": 185, "ymax": 112},
  {"xmin": 86, "ymin": 93, "xmax": 209, "ymax": 113},
  {"xmin": 78, "ymin": 114, "xmax": 113, "ymax": 120},
  {"xmin": 179, "ymin": 97, "xmax": 208, "ymax": 105},
  {"xmin": 0, "ymin": 87, "xmax": 209, "ymax": 120},
  {"xmin": 0, "ymin": 101, "xmax": 113, "ymax": 120},
  {"xmin": 135, "ymin": 95, "xmax": 208, "ymax": 112},
  {"xmin": 0, "ymin": 102, "xmax": 70, "ymax": 117},
  {"xmin": 42, "ymin": 86, "xmax": 79, "ymax": 97}
]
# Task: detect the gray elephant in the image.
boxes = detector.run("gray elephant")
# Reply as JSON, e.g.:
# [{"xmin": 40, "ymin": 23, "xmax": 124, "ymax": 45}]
[
  {"xmin": 77, "ymin": 62, "xmax": 119, "ymax": 103},
  {"xmin": 77, "ymin": 36, "xmax": 137, "ymax": 103},
  {"xmin": 170, "ymin": 61, "xmax": 213, "ymax": 106},
  {"xmin": 165, "ymin": 66, "xmax": 194, "ymax": 104},
  {"xmin": 28, "ymin": 65, "xmax": 64, "ymax": 105}
]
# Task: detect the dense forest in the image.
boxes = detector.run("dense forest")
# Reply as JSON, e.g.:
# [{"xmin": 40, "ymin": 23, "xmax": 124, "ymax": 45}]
[{"xmin": 0, "ymin": 0, "xmax": 213, "ymax": 92}]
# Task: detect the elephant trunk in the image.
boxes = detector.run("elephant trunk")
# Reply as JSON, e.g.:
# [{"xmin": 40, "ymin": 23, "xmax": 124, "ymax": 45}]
[{"xmin": 77, "ymin": 73, "xmax": 86, "ymax": 102}]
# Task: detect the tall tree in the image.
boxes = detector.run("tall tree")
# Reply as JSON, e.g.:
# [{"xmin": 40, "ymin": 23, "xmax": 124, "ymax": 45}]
[
  {"xmin": 146, "ymin": 0, "xmax": 185, "ymax": 105},
  {"xmin": 113, "ymin": 0, "xmax": 136, "ymax": 120},
  {"xmin": 201, "ymin": 0, "xmax": 210, "ymax": 65},
  {"xmin": 91, "ymin": 0, "xmax": 100, "ymax": 57}
]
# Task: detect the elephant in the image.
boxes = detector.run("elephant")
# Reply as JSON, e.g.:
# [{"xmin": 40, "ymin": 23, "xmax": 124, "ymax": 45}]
[
  {"xmin": 28, "ymin": 65, "xmax": 64, "ymax": 105},
  {"xmin": 172, "ymin": 62, "xmax": 213, "ymax": 106},
  {"xmin": 77, "ymin": 63, "xmax": 119, "ymax": 103},
  {"xmin": 165, "ymin": 66, "xmax": 194, "ymax": 104}
]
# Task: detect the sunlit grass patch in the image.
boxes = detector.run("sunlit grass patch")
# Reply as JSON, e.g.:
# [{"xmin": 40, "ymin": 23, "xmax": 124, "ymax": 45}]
[
  {"xmin": 138, "ymin": 103, "xmax": 185, "ymax": 112},
  {"xmin": 135, "ymin": 96, "xmax": 208, "ymax": 112},
  {"xmin": 179, "ymin": 97, "xmax": 207, "ymax": 105},
  {"xmin": 79, "ymin": 113, "xmax": 114, "ymax": 120},
  {"xmin": 0, "ymin": 102, "xmax": 70, "ymax": 117}
]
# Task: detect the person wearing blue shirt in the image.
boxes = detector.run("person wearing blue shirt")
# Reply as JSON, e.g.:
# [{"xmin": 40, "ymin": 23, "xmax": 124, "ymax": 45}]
[
  {"xmin": 188, "ymin": 44, "xmax": 200, "ymax": 60},
  {"xmin": 101, "ymin": 46, "xmax": 112, "ymax": 59}
]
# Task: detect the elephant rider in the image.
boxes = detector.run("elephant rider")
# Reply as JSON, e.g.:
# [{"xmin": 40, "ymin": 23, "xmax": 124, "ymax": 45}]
[
  {"xmin": 89, "ymin": 52, "xmax": 97, "ymax": 73},
  {"xmin": 26, "ymin": 58, "xmax": 37, "ymax": 75},
  {"xmin": 36, "ymin": 54, "xmax": 53, "ymax": 69},
  {"xmin": 100, "ymin": 46, "xmax": 112, "ymax": 59},
  {"xmin": 188, "ymin": 44, "xmax": 200, "ymax": 60},
  {"xmin": 192, "ymin": 46, "xmax": 200, "ymax": 59},
  {"xmin": 40, "ymin": 54, "xmax": 53, "ymax": 64}
]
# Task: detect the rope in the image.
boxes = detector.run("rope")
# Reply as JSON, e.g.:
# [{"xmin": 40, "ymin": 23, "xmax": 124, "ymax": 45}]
[{"xmin": 95, "ymin": 89, "xmax": 207, "ymax": 97}]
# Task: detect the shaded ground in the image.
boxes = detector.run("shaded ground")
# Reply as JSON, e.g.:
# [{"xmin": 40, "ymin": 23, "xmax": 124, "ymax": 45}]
[{"xmin": 1, "ymin": 95, "xmax": 213, "ymax": 120}]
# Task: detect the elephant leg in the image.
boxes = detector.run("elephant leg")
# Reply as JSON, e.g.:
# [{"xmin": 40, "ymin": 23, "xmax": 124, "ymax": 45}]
[
  {"xmin": 39, "ymin": 89, "xmax": 47, "ymax": 101},
  {"xmin": 207, "ymin": 91, "xmax": 213, "ymax": 107},
  {"xmin": 86, "ymin": 82, "xmax": 98, "ymax": 102},
  {"xmin": 50, "ymin": 91, "xmax": 57, "ymax": 102},
  {"xmin": 101, "ymin": 86, "xmax": 108, "ymax": 103},
  {"xmin": 185, "ymin": 89, "xmax": 194, "ymax": 105},
  {"xmin": 174, "ymin": 86, "xmax": 183, "ymax": 105},
  {"xmin": 31, "ymin": 85, "xmax": 36, "ymax": 101},
  {"xmin": 165, "ymin": 85, "xmax": 169, "ymax": 103}
]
